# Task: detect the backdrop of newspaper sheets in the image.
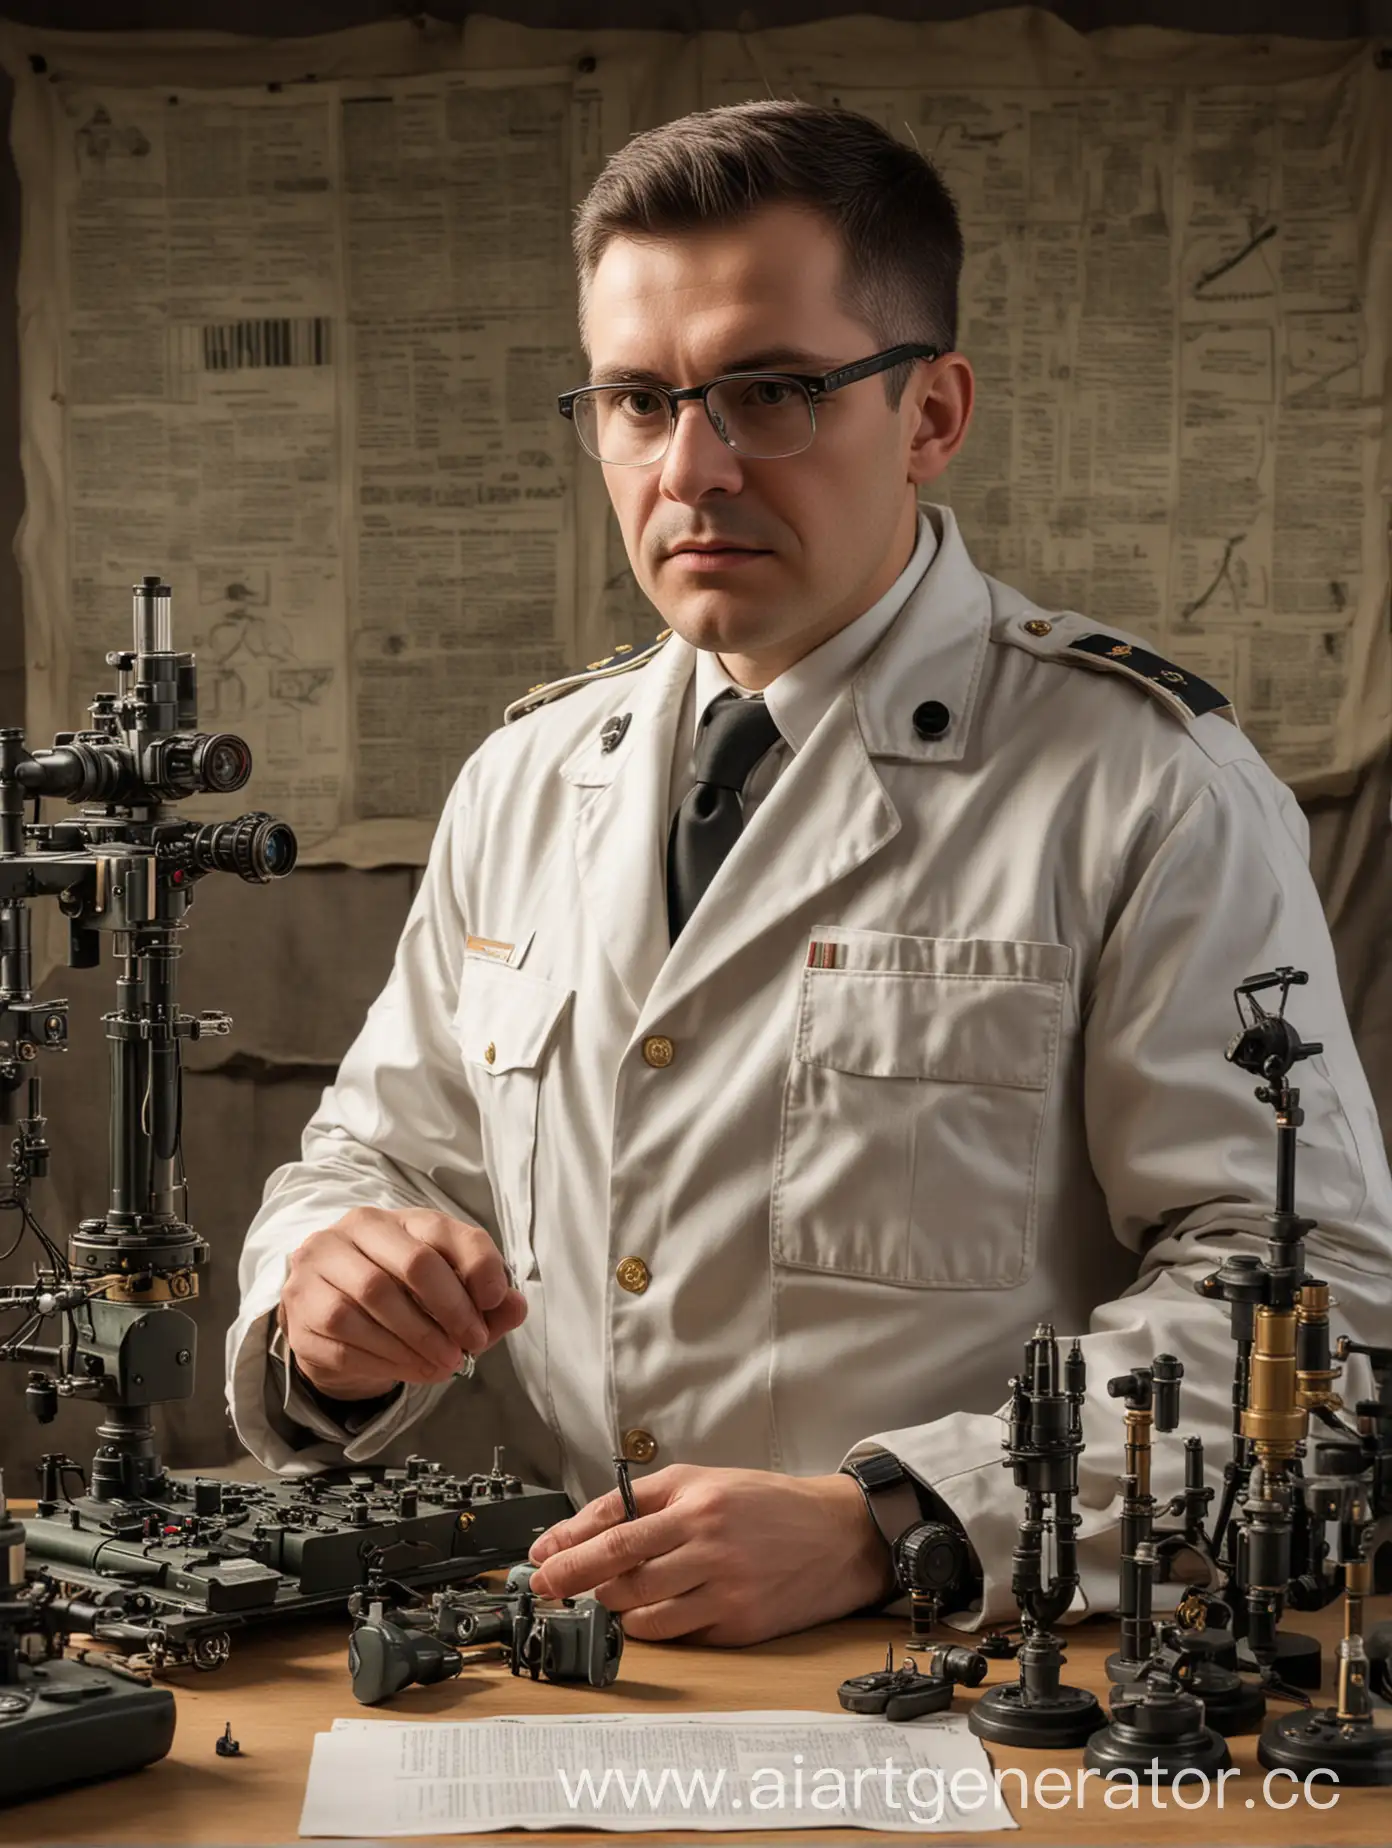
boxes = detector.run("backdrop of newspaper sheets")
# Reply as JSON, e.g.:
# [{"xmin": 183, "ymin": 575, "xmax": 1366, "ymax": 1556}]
[{"xmin": 2, "ymin": 15, "xmax": 1388, "ymax": 873}]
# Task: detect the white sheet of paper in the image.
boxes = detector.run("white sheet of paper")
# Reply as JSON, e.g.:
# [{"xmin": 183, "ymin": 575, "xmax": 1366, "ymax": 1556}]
[{"xmin": 299, "ymin": 1709, "xmax": 1017, "ymax": 1834}]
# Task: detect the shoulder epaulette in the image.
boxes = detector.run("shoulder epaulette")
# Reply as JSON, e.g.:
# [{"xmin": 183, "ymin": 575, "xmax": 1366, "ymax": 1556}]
[
  {"xmin": 503, "ymin": 629, "xmax": 671, "ymax": 724},
  {"xmin": 1000, "ymin": 613, "xmax": 1236, "ymax": 726}
]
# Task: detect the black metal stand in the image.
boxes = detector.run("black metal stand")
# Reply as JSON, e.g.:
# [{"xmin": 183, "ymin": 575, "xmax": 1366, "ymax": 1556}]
[
  {"xmin": 1085, "ymin": 1674, "xmax": 1231, "ymax": 1783},
  {"xmin": 968, "ymin": 1325, "xmax": 1103, "ymax": 1751}
]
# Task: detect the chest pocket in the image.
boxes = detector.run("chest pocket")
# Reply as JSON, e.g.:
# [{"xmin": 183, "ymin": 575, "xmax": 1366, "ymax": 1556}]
[
  {"xmin": 453, "ymin": 958, "xmax": 572, "ymax": 1283},
  {"xmin": 771, "ymin": 936, "xmax": 1070, "ymax": 1289}
]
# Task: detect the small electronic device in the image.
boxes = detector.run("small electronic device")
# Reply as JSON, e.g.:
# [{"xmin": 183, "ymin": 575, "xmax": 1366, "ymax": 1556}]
[
  {"xmin": 838, "ymin": 1643, "xmax": 987, "ymax": 1721},
  {"xmin": 347, "ymin": 1559, "xmax": 623, "ymax": 1706}
]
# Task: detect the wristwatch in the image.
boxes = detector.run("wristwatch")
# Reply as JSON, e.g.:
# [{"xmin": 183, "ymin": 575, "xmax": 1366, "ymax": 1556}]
[{"xmin": 842, "ymin": 1451, "xmax": 980, "ymax": 1612}]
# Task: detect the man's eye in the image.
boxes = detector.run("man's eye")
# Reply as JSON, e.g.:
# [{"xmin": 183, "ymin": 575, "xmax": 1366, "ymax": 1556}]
[
  {"xmin": 743, "ymin": 379, "xmax": 794, "ymax": 407},
  {"xmin": 615, "ymin": 390, "xmax": 665, "ymax": 418}
]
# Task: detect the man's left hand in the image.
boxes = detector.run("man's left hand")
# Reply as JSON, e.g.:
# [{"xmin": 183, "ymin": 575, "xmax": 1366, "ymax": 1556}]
[{"xmin": 526, "ymin": 1465, "xmax": 897, "ymax": 1645}]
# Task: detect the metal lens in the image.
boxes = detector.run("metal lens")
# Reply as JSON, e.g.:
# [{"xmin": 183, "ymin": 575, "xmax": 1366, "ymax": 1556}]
[
  {"xmin": 706, "ymin": 375, "xmax": 814, "ymax": 458},
  {"xmin": 191, "ymin": 812, "xmax": 298, "ymax": 883},
  {"xmin": 191, "ymin": 732, "xmax": 253, "ymax": 794},
  {"xmin": 574, "ymin": 387, "xmax": 671, "ymax": 466}
]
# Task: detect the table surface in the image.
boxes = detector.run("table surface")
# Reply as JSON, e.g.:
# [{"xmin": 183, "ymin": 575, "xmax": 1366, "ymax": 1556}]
[{"xmin": 5, "ymin": 1519, "xmax": 1387, "ymax": 1846}]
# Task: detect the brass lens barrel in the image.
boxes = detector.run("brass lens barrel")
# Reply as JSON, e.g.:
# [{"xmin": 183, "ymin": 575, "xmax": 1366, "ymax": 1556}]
[{"xmin": 1241, "ymin": 1306, "xmax": 1305, "ymax": 1457}]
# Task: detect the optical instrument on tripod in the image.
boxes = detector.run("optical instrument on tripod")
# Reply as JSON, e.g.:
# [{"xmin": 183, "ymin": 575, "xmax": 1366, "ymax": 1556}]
[{"xmin": 0, "ymin": 579, "xmax": 570, "ymax": 1799}]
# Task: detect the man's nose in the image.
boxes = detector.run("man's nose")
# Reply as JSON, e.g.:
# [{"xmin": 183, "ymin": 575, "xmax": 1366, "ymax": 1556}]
[{"xmin": 658, "ymin": 398, "xmax": 744, "ymax": 501}]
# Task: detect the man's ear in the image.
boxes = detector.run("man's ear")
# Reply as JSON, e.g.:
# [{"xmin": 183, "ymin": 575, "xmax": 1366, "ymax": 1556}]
[{"xmin": 906, "ymin": 352, "xmax": 974, "ymax": 489}]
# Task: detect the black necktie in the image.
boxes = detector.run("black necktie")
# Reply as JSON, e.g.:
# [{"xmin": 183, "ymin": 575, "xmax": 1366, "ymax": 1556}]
[{"xmin": 666, "ymin": 689, "xmax": 781, "ymax": 942}]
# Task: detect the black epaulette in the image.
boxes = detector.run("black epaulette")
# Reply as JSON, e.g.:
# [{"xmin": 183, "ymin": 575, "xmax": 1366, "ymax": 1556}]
[
  {"xmin": 1065, "ymin": 632, "xmax": 1231, "ymax": 718},
  {"xmin": 1001, "ymin": 613, "xmax": 1236, "ymax": 725},
  {"xmin": 502, "ymin": 630, "xmax": 671, "ymax": 724}
]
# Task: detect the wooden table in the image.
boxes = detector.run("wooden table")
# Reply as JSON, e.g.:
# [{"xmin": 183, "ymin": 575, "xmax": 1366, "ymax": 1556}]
[{"xmin": 8, "ymin": 1564, "xmax": 1388, "ymax": 1846}]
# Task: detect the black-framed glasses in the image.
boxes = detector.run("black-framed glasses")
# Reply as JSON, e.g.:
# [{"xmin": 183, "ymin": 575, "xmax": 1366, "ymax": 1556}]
[{"xmin": 557, "ymin": 342, "xmax": 943, "ymax": 467}]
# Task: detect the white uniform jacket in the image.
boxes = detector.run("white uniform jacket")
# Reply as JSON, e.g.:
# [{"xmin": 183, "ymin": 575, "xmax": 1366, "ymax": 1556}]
[{"xmin": 227, "ymin": 506, "xmax": 1392, "ymax": 1624}]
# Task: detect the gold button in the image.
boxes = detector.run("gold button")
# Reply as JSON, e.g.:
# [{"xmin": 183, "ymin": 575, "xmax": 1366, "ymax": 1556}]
[
  {"xmin": 622, "ymin": 1428, "xmax": 658, "ymax": 1464},
  {"xmin": 484, "ymin": 1042, "xmax": 496, "ymax": 1065},
  {"xmin": 616, "ymin": 1256, "xmax": 650, "ymax": 1294},
  {"xmin": 642, "ymin": 1035, "xmax": 675, "ymax": 1068},
  {"xmin": 1023, "ymin": 618, "xmax": 1052, "ymax": 637}
]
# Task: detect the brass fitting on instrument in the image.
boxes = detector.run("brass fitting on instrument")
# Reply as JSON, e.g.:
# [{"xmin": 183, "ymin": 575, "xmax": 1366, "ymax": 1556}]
[
  {"xmin": 1241, "ymin": 1305, "xmax": 1305, "ymax": 1459},
  {"xmin": 1123, "ymin": 1404, "xmax": 1153, "ymax": 1500},
  {"xmin": 93, "ymin": 1268, "xmax": 198, "ymax": 1303},
  {"xmin": 1294, "ymin": 1281, "xmax": 1342, "ymax": 1412}
]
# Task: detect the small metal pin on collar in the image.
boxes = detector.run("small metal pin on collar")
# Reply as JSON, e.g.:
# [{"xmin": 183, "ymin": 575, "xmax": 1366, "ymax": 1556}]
[{"xmin": 600, "ymin": 713, "xmax": 631, "ymax": 754}]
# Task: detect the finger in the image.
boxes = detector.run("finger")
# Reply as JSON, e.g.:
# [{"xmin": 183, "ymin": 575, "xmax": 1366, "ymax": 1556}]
[
  {"xmin": 312, "ymin": 1243, "xmax": 465, "ymax": 1373},
  {"xmin": 300, "ymin": 1288, "xmax": 456, "ymax": 1385},
  {"xmin": 621, "ymin": 1589, "xmax": 725, "ymax": 1644},
  {"xmin": 588, "ymin": 1547, "xmax": 708, "ymax": 1615},
  {"xmin": 404, "ymin": 1212, "xmax": 515, "ymax": 1317},
  {"xmin": 530, "ymin": 1486, "xmax": 631, "ymax": 1563},
  {"xmin": 290, "ymin": 1336, "xmax": 400, "ymax": 1399},
  {"xmin": 528, "ymin": 1509, "xmax": 680, "ymax": 1600},
  {"xmin": 480, "ymin": 1289, "xmax": 528, "ymax": 1345},
  {"xmin": 348, "ymin": 1214, "xmax": 489, "ymax": 1353},
  {"xmin": 293, "ymin": 1320, "xmax": 417, "ymax": 1393}
]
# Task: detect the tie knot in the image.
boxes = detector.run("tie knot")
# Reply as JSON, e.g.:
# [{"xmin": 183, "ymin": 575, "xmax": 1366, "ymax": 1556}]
[{"xmin": 694, "ymin": 689, "xmax": 781, "ymax": 793}]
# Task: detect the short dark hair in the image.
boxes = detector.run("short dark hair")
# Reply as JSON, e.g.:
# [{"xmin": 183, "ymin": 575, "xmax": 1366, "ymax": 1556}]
[{"xmin": 573, "ymin": 99, "xmax": 963, "ymax": 406}]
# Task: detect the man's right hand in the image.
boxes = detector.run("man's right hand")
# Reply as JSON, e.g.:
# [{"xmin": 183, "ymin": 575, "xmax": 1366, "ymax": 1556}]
[{"xmin": 278, "ymin": 1207, "xmax": 527, "ymax": 1401}]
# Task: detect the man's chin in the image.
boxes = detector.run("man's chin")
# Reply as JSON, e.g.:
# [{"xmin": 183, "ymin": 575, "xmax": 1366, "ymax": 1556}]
[{"xmin": 654, "ymin": 584, "xmax": 790, "ymax": 657}]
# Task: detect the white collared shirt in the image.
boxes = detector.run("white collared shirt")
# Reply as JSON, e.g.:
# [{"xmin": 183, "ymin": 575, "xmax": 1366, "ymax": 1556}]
[{"xmin": 668, "ymin": 511, "xmax": 938, "ymax": 827}]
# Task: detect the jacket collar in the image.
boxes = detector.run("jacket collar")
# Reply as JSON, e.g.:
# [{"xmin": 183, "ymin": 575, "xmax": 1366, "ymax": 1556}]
[
  {"xmin": 689, "ymin": 509, "xmax": 939, "ymax": 753},
  {"xmin": 852, "ymin": 502, "xmax": 992, "ymax": 766},
  {"xmin": 553, "ymin": 503, "xmax": 992, "ymax": 1016},
  {"xmin": 557, "ymin": 631, "xmax": 693, "ymax": 1010}
]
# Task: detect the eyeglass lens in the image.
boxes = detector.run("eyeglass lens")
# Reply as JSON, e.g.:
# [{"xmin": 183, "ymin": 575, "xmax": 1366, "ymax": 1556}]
[{"xmin": 574, "ymin": 376, "xmax": 815, "ymax": 464}]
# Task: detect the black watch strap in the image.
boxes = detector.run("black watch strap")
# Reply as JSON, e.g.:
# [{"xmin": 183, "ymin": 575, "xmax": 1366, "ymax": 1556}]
[
  {"xmin": 843, "ymin": 1453, "xmax": 926, "ymax": 1553},
  {"xmin": 842, "ymin": 1453, "xmax": 981, "ymax": 1610}
]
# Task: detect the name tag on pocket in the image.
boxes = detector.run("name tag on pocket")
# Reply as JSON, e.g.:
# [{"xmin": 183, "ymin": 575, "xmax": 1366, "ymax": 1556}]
[{"xmin": 465, "ymin": 931, "xmax": 533, "ymax": 969}]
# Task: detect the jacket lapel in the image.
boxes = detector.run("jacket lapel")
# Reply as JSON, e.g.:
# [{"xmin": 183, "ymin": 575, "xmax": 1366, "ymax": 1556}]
[
  {"xmin": 558, "ymin": 505, "xmax": 993, "ymax": 1023},
  {"xmin": 647, "ymin": 688, "xmax": 902, "ymax": 1020},
  {"xmin": 560, "ymin": 632, "xmax": 693, "ymax": 1014},
  {"xmin": 642, "ymin": 507, "xmax": 993, "ymax": 1019}
]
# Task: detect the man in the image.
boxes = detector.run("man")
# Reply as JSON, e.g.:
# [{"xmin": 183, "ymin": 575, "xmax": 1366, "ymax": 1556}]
[{"xmin": 228, "ymin": 101, "xmax": 1392, "ymax": 1647}]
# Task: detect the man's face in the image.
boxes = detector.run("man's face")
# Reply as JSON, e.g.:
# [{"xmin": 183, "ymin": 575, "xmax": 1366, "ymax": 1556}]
[{"xmin": 582, "ymin": 204, "xmax": 966, "ymax": 683}]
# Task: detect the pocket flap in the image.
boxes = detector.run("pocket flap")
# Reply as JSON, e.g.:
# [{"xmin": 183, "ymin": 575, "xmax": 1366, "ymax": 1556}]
[
  {"xmin": 796, "ymin": 941, "xmax": 1068, "ymax": 1090},
  {"xmin": 453, "ymin": 958, "xmax": 572, "ymax": 1074}
]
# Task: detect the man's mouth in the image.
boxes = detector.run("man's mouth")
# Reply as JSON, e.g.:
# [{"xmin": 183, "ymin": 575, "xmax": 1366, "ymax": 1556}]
[{"xmin": 667, "ymin": 543, "xmax": 771, "ymax": 563}]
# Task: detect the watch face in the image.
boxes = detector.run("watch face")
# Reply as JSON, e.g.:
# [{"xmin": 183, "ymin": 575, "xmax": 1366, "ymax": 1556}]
[{"xmin": 896, "ymin": 1521, "xmax": 966, "ymax": 1592}]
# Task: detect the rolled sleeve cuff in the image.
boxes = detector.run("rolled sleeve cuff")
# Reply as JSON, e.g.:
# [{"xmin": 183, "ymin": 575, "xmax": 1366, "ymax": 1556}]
[
  {"xmin": 267, "ymin": 1313, "xmax": 404, "ymax": 1438},
  {"xmin": 844, "ymin": 1412, "xmax": 1155, "ymax": 1631},
  {"xmin": 226, "ymin": 1277, "xmax": 451, "ymax": 1472}
]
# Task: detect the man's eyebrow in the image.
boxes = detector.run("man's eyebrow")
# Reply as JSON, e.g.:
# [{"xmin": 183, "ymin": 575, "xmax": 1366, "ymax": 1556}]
[{"xmin": 588, "ymin": 347, "xmax": 837, "ymax": 387}]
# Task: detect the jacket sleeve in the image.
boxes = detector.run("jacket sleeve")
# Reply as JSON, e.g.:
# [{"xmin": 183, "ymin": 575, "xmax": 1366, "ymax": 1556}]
[
  {"xmin": 841, "ymin": 752, "xmax": 1392, "ymax": 1626},
  {"xmin": 225, "ymin": 767, "xmax": 499, "ymax": 1472}
]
